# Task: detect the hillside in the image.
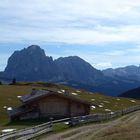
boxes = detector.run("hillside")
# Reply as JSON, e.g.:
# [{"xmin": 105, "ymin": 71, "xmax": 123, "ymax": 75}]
[
  {"xmin": 0, "ymin": 82, "xmax": 140, "ymax": 130},
  {"xmin": 119, "ymin": 87, "xmax": 140, "ymax": 100}
]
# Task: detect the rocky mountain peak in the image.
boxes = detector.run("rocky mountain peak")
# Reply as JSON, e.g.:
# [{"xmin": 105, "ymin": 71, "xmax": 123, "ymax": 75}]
[
  {"xmin": 23, "ymin": 45, "xmax": 46, "ymax": 57},
  {"xmin": 28, "ymin": 45, "xmax": 40, "ymax": 49},
  {"xmin": 4, "ymin": 45, "xmax": 56, "ymax": 80}
]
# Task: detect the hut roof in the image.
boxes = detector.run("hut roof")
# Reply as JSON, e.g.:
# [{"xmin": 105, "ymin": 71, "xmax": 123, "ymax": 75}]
[{"xmin": 20, "ymin": 89, "xmax": 91, "ymax": 105}]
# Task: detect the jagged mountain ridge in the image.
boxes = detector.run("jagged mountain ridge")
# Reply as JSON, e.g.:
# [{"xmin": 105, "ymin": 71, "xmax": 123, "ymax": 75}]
[
  {"xmin": 4, "ymin": 45, "xmax": 58, "ymax": 81},
  {"xmin": 3, "ymin": 45, "xmax": 103, "ymax": 84},
  {"xmin": 1, "ymin": 45, "xmax": 140, "ymax": 96}
]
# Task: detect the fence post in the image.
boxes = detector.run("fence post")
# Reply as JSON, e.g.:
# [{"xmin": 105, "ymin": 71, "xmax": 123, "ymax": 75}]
[
  {"xmin": 12, "ymin": 130, "xmax": 16, "ymax": 140},
  {"xmin": 50, "ymin": 117, "xmax": 53, "ymax": 128}
]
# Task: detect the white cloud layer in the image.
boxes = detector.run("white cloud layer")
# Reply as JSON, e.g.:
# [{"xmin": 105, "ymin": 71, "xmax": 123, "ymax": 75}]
[{"xmin": 0, "ymin": 0, "xmax": 140, "ymax": 44}]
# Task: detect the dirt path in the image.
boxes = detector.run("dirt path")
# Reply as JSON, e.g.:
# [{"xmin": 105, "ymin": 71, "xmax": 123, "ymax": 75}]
[{"xmin": 40, "ymin": 110, "xmax": 140, "ymax": 140}]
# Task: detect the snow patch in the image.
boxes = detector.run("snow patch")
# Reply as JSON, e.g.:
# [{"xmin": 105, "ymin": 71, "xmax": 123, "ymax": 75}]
[
  {"xmin": 61, "ymin": 90, "xmax": 65, "ymax": 93},
  {"xmin": 91, "ymin": 105, "xmax": 96, "ymax": 110},
  {"xmin": 2, "ymin": 129, "xmax": 16, "ymax": 133},
  {"xmin": 72, "ymin": 93, "xmax": 78, "ymax": 96},
  {"xmin": 130, "ymin": 100, "xmax": 136, "ymax": 103},
  {"xmin": 3, "ymin": 106, "xmax": 7, "ymax": 109},
  {"xmin": 99, "ymin": 105, "xmax": 103, "ymax": 108},
  {"xmin": 7, "ymin": 107, "xmax": 13, "ymax": 111},
  {"xmin": 110, "ymin": 112, "xmax": 115, "ymax": 115},
  {"xmin": 103, "ymin": 101, "xmax": 110, "ymax": 103},
  {"xmin": 105, "ymin": 109, "xmax": 111, "ymax": 112},
  {"xmin": 64, "ymin": 122, "xmax": 69, "ymax": 125},
  {"xmin": 17, "ymin": 96, "xmax": 22, "ymax": 98}
]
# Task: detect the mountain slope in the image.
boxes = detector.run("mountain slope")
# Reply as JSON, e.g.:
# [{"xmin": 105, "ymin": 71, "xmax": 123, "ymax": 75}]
[
  {"xmin": 55, "ymin": 56, "xmax": 104, "ymax": 85},
  {"xmin": 119, "ymin": 87, "xmax": 140, "ymax": 100}
]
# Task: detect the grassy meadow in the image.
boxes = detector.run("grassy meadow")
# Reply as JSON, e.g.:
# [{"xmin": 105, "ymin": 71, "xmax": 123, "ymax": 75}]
[{"xmin": 0, "ymin": 82, "xmax": 140, "ymax": 130}]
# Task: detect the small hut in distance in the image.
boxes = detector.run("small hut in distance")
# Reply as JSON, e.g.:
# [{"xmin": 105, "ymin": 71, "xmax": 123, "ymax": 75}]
[{"xmin": 8, "ymin": 89, "xmax": 91, "ymax": 121}]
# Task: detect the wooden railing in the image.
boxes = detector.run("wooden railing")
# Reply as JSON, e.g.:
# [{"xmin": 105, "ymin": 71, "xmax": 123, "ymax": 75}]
[
  {"xmin": 0, "ymin": 104, "xmax": 140, "ymax": 140},
  {"xmin": 0, "ymin": 122, "xmax": 52, "ymax": 140},
  {"xmin": 70, "ymin": 105, "xmax": 140, "ymax": 126}
]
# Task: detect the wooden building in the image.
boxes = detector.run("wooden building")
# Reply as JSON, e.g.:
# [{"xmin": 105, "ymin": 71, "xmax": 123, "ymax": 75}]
[{"xmin": 8, "ymin": 89, "xmax": 91, "ymax": 121}]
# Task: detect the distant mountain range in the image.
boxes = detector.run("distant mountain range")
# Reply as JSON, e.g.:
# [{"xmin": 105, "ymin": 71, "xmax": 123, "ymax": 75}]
[
  {"xmin": 103, "ymin": 65, "xmax": 140, "ymax": 81},
  {"xmin": 0, "ymin": 45, "xmax": 140, "ymax": 96}
]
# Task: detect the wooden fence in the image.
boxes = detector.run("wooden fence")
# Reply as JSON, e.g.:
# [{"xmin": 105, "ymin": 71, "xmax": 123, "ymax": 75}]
[
  {"xmin": 0, "ymin": 122, "xmax": 52, "ymax": 140},
  {"xmin": 70, "ymin": 105, "xmax": 140, "ymax": 126},
  {"xmin": 0, "ymin": 104, "xmax": 140, "ymax": 140}
]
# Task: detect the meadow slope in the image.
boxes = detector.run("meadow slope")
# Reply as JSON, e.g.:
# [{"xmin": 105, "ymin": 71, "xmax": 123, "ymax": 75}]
[{"xmin": 0, "ymin": 83, "xmax": 140, "ymax": 130}]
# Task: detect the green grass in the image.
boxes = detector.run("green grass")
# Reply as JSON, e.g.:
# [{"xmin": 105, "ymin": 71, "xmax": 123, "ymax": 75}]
[
  {"xmin": 0, "ymin": 82, "xmax": 140, "ymax": 131},
  {"xmin": 53, "ymin": 122, "xmax": 69, "ymax": 132}
]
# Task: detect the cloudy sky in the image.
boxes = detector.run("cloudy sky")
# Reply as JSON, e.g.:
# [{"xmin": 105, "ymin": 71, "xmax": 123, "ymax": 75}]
[{"xmin": 0, "ymin": 0, "xmax": 140, "ymax": 71}]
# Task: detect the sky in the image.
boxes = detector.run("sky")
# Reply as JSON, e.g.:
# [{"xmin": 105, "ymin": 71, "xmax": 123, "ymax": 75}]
[{"xmin": 1, "ymin": 0, "xmax": 140, "ymax": 71}]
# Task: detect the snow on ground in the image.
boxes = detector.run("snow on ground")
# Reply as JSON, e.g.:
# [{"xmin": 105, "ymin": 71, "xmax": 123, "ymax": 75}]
[
  {"xmin": 64, "ymin": 122, "xmax": 69, "ymax": 125},
  {"xmin": 72, "ymin": 93, "xmax": 78, "ymax": 96},
  {"xmin": 2, "ymin": 129, "xmax": 16, "ymax": 134},
  {"xmin": 105, "ymin": 109, "xmax": 111, "ymax": 112},
  {"xmin": 91, "ymin": 106, "xmax": 96, "ymax": 110},
  {"xmin": 61, "ymin": 90, "xmax": 65, "ymax": 93},
  {"xmin": 3, "ymin": 106, "xmax": 7, "ymax": 109},
  {"xmin": 98, "ymin": 105, "xmax": 103, "ymax": 108},
  {"xmin": 17, "ymin": 96, "xmax": 22, "ymax": 98},
  {"xmin": 130, "ymin": 100, "xmax": 136, "ymax": 103},
  {"xmin": 103, "ymin": 101, "xmax": 110, "ymax": 103},
  {"xmin": 110, "ymin": 112, "xmax": 115, "ymax": 115},
  {"xmin": 7, "ymin": 107, "xmax": 13, "ymax": 111}
]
